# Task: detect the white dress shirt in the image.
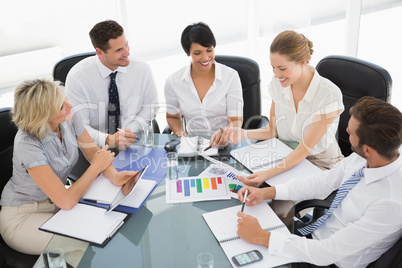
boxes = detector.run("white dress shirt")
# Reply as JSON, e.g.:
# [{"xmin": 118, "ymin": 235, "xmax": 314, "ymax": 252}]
[
  {"xmin": 65, "ymin": 56, "xmax": 159, "ymax": 146},
  {"xmin": 269, "ymin": 152, "xmax": 402, "ymax": 267},
  {"xmin": 268, "ymin": 66, "xmax": 344, "ymax": 155},
  {"xmin": 164, "ymin": 61, "xmax": 243, "ymax": 135}
]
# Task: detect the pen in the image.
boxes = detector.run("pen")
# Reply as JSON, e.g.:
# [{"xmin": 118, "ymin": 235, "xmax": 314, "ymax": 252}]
[
  {"xmin": 204, "ymin": 128, "xmax": 224, "ymax": 151},
  {"xmin": 117, "ymin": 128, "xmax": 140, "ymax": 140},
  {"xmin": 241, "ymin": 190, "xmax": 248, "ymax": 212},
  {"xmin": 204, "ymin": 145, "xmax": 212, "ymax": 152}
]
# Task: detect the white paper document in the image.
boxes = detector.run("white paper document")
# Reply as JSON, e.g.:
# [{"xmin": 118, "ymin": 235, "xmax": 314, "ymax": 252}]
[
  {"xmin": 177, "ymin": 136, "xmax": 218, "ymax": 157},
  {"xmin": 230, "ymin": 138, "xmax": 323, "ymax": 185},
  {"xmin": 83, "ymin": 174, "xmax": 156, "ymax": 209}
]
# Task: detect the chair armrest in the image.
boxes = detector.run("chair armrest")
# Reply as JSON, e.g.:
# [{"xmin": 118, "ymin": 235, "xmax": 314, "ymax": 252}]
[{"xmin": 295, "ymin": 199, "xmax": 332, "ymax": 214}]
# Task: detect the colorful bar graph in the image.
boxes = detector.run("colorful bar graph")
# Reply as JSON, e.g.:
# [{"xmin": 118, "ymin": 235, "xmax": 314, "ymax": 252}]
[{"xmin": 167, "ymin": 176, "xmax": 230, "ymax": 203}]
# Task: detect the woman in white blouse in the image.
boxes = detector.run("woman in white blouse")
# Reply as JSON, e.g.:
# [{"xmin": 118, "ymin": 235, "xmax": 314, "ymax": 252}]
[
  {"xmin": 164, "ymin": 22, "xmax": 244, "ymax": 137},
  {"xmin": 223, "ymin": 30, "xmax": 344, "ymax": 187}
]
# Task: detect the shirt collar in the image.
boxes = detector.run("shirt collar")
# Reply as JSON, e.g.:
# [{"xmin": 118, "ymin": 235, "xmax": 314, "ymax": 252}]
[
  {"xmin": 280, "ymin": 65, "xmax": 318, "ymax": 103},
  {"xmin": 95, "ymin": 56, "xmax": 128, "ymax": 79},
  {"xmin": 364, "ymin": 154, "xmax": 401, "ymax": 184},
  {"xmin": 181, "ymin": 61, "xmax": 222, "ymax": 82},
  {"xmin": 41, "ymin": 121, "xmax": 68, "ymax": 143}
]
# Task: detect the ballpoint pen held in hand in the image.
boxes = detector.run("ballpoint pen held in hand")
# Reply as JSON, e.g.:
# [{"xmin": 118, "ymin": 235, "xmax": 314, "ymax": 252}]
[{"xmin": 241, "ymin": 189, "xmax": 248, "ymax": 212}]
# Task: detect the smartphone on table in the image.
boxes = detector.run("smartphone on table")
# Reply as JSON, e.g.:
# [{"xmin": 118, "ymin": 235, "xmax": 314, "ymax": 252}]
[{"xmin": 232, "ymin": 250, "xmax": 263, "ymax": 266}]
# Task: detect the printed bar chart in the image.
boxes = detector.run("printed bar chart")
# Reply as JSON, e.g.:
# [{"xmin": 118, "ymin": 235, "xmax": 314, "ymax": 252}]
[{"xmin": 166, "ymin": 176, "xmax": 231, "ymax": 203}]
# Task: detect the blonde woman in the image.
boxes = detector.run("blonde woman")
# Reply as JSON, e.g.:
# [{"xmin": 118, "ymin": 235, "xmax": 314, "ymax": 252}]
[
  {"xmin": 0, "ymin": 79, "xmax": 137, "ymax": 255},
  {"xmin": 222, "ymin": 30, "xmax": 344, "ymax": 187}
]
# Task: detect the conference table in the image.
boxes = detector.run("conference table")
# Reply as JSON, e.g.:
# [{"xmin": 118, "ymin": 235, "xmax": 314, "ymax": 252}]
[{"xmin": 34, "ymin": 134, "xmax": 295, "ymax": 268}]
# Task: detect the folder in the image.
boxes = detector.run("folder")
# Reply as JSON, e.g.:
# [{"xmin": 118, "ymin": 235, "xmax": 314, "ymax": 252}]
[{"xmin": 40, "ymin": 203, "xmax": 128, "ymax": 247}]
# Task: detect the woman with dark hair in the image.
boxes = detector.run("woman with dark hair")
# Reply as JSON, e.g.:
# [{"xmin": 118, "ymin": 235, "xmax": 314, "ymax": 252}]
[{"xmin": 164, "ymin": 22, "xmax": 243, "ymax": 137}]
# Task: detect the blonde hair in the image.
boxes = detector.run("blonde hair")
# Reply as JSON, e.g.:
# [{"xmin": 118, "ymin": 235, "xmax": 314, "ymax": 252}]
[
  {"xmin": 270, "ymin": 30, "xmax": 314, "ymax": 63},
  {"xmin": 12, "ymin": 79, "xmax": 65, "ymax": 140}
]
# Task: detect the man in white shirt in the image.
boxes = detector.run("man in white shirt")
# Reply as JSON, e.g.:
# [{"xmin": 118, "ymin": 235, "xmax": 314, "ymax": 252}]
[
  {"xmin": 66, "ymin": 20, "xmax": 159, "ymax": 150},
  {"xmin": 236, "ymin": 96, "xmax": 402, "ymax": 268}
]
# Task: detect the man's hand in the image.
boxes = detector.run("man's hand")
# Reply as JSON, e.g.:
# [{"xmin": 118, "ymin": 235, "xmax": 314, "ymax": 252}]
[
  {"xmin": 237, "ymin": 211, "xmax": 270, "ymax": 247},
  {"xmin": 106, "ymin": 128, "xmax": 137, "ymax": 150}
]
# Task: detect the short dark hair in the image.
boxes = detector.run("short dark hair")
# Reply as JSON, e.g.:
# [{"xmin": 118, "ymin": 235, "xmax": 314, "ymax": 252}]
[
  {"xmin": 89, "ymin": 20, "xmax": 124, "ymax": 52},
  {"xmin": 349, "ymin": 96, "xmax": 402, "ymax": 159},
  {"xmin": 181, "ymin": 22, "xmax": 216, "ymax": 56}
]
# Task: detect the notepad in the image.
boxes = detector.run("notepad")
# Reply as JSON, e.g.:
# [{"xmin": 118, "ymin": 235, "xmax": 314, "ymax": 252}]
[
  {"xmin": 40, "ymin": 203, "xmax": 127, "ymax": 247},
  {"xmin": 82, "ymin": 173, "xmax": 156, "ymax": 211},
  {"xmin": 202, "ymin": 202, "xmax": 300, "ymax": 267},
  {"xmin": 177, "ymin": 136, "xmax": 218, "ymax": 157}
]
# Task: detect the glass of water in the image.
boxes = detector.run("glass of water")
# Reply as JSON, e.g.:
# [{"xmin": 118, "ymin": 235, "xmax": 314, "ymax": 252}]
[
  {"xmin": 197, "ymin": 252, "xmax": 214, "ymax": 268},
  {"xmin": 166, "ymin": 152, "xmax": 179, "ymax": 181},
  {"xmin": 47, "ymin": 248, "xmax": 67, "ymax": 268},
  {"xmin": 142, "ymin": 121, "xmax": 154, "ymax": 147}
]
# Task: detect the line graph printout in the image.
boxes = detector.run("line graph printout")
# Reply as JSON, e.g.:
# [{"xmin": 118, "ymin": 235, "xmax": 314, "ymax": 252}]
[{"xmin": 166, "ymin": 176, "xmax": 230, "ymax": 203}]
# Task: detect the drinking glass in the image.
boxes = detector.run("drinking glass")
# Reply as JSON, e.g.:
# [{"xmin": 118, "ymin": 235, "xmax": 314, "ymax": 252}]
[
  {"xmin": 197, "ymin": 252, "xmax": 214, "ymax": 268},
  {"xmin": 47, "ymin": 248, "xmax": 67, "ymax": 268},
  {"xmin": 166, "ymin": 152, "xmax": 179, "ymax": 181}
]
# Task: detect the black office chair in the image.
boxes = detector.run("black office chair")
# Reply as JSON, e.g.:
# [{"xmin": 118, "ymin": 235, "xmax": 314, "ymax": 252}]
[
  {"xmin": 294, "ymin": 200, "xmax": 402, "ymax": 267},
  {"xmin": 53, "ymin": 52, "xmax": 160, "ymax": 180},
  {"xmin": 0, "ymin": 107, "xmax": 39, "ymax": 268},
  {"xmin": 316, "ymin": 55, "xmax": 392, "ymax": 157},
  {"xmin": 163, "ymin": 55, "xmax": 267, "ymax": 134}
]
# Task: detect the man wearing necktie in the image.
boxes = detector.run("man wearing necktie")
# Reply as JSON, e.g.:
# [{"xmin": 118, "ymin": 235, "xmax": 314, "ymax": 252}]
[
  {"xmin": 235, "ymin": 96, "xmax": 402, "ymax": 268},
  {"xmin": 66, "ymin": 20, "xmax": 159, "ymax": 150}
]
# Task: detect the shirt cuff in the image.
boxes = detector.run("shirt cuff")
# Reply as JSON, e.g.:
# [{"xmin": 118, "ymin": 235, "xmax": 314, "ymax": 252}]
[
  {"xmin": 268, "ymin": 231, "xmax": 288, "ymax": 255},
  {"xmin": 274, "ymin": 184, "xmax": 289, "ymax": 200},
  {"xmin": 98, "ymin": 132, "xmax": 108, "ymax": 147}
]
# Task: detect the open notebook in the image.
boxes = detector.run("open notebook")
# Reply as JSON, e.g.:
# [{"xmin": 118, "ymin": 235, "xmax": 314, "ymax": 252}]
[{"xmin": 202, "ymin": 202, "xmax": 300, "ymax": 267}]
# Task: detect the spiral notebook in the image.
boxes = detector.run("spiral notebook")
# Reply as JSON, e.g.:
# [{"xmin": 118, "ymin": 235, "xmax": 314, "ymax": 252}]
[{"xmin": 202, "ymin": 202, "xmax": 299, "ymax": 267}]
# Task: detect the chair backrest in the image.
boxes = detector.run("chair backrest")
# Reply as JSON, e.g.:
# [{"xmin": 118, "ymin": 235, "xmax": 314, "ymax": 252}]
[
  {"xmin": 53, "ymin": 52, "xmax": 160, "ymax": 134},
  {"xmin": 215, "ymin": 55, "xmax": 262, "ymax": 129},
  {"xmin": 0, "ymin": 107, "xmax": 18, "ymax": 193},
  {"xmin": 316, "ymin": 55, "xmax": 392, "ymax": 157},
  {"xmin": 367, "ymin": 235, "xmax": 402, "ymax": 268},
  {"xmin": 53, "ymin": 52, "xmax": 96, "ymax": 84}
]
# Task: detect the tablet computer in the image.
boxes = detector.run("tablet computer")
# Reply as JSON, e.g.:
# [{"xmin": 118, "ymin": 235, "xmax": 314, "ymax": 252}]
[{"xmin": 105, "ymin": 165, "xmax": 148, "ymax": 214}]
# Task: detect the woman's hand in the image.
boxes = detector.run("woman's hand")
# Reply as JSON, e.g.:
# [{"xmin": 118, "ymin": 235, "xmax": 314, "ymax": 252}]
[
  {"xmin": 210, "ymin": 128, "xmax": 228, "ymax": 147},
  {"xmin": 91, "ymin": 145, "xmax": 115, "ymax": 173},
  {"xmin": 222, "ymin": 127, "xmax": 245, "ymax": 144},
  {"xmin": 113, "ymin": 170, "xmax": 139, "ymax": 187},
  {"xmin": 237, "ymin": 170, "xmax": 272, "ymax": 187},
  {"xmin": 174, "ymin": 130, "xmax": 187, "ymax": 137}
]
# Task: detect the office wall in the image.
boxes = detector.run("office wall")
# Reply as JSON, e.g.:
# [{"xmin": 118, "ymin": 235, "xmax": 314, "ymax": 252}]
[{"xmin": 0, "ymin": 0, "xmax": 401, "ymax": 123}]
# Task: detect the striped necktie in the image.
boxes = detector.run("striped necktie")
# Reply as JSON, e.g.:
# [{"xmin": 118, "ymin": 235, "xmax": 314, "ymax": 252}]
[
  {"xmin": 297, "ymin": 166, "xmax": 365, "ymax": 236},
  {"xmin": 108, "ymin": 71, "xmax": 120, "ymax": 134}
]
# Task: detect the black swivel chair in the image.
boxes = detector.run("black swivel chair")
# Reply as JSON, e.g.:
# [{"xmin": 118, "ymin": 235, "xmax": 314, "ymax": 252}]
[
  {"xmin": 163, "ymin": 55, "xmax": 267, "ymax": 133},
  {"xmin": 294, "ymin": 56, "xmax": 399, "ymax": 267},
  {"xmin": 0, "ymin": 107, "xmax": 39, "ymax": 268},
  {"xmin": 53, "ymin": 52, "xmax": 160, "ymax": 180},
  {"xmin": 316, "ymin": 55, "xmax": 392, "ymax": 157}
]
